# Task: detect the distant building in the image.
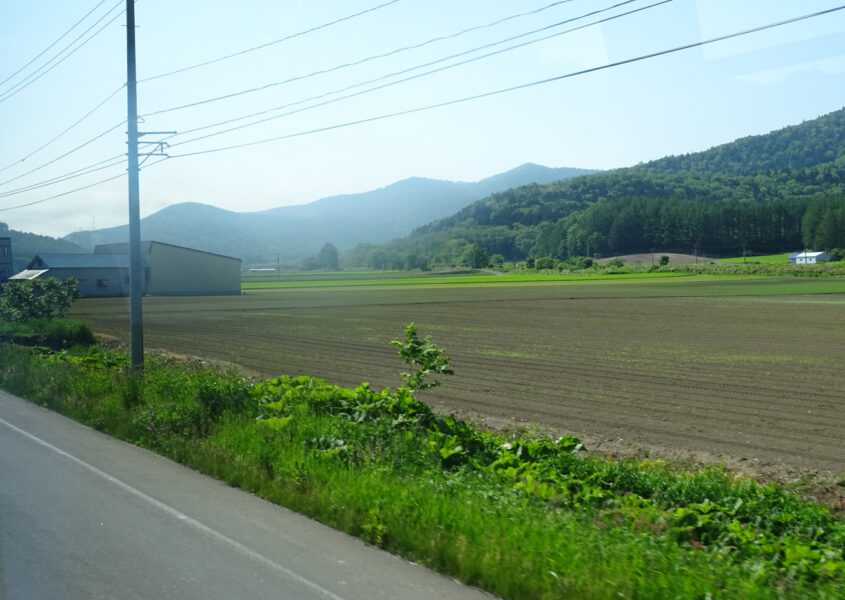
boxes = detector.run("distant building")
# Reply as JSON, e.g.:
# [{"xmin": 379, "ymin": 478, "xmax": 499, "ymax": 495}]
[
  {"xmin": 94, "ymin": 241, "xmax": 241, "ymax": 296},
  {"xmin": 0, "ymin": 237, "xmax": 12, "ymax": 282},
  {"xmin": 788, "ymin": 251, "xmax": 831, "ymax": 265},
  {"xmin": 12, "ymin": 253, "xmax": 136, "ymax": 298},
  {"xmin": 10, "ymin": 240, "xmax": 241, "ymax": 297}
]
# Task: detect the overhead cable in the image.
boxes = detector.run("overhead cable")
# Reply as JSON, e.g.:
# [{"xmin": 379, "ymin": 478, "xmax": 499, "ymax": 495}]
[
  {"xmin": 0, "ymin": 156, "xmax": 168, "ymax": 214},
  {"xmin": 0, "ymin": 0, "xmax": 125, "ymax": 103},
  {"xmin": 0, "ymin": 122, "xmax": 126, "ymax": 188},
  {"xmin": 167, "ymin": 0, "xmax": 656, "ymax": 147},
  {"xmin": 138, "ymin": 0, "xmax": 404, "ymax": 83},
  {"xmin": 0, "ymin": 0, "xmax": 111, "ymax": 90},
  {"xmin": 169, "ymin": 5, "xmax": 845, "ymax": 159},
  {"xmin": 144, "ymin": 0, "xmax": 576, "ymax": 117},
  {"xmin": 0, "ymin": 85, "xmax": 126, "ymax": 175},
  {"xmin": 0, "ymin": 156, "xmax": 127, "ymax": 199},
  {"xmin": 0, "ymin": 171, "xmax": 126, "ymax": 213}
]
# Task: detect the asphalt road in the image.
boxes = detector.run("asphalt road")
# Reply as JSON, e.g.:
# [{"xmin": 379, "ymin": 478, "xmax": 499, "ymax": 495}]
[{"xmin": 0, "ymin": 389, "xmax": 494, "ymax": 600}]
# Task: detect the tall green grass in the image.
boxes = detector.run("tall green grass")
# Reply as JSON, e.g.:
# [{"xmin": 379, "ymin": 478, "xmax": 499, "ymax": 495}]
[
  {"xmin": 0, "ymin": 343, "xmax": 842, "ymax": 599},
  {"xmin": 0, "ymin": 317, "xmax": 95, "ymax": 349}
]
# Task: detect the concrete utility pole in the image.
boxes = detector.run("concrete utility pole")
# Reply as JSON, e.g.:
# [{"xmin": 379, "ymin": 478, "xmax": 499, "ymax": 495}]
[{"xmin": 126, "ymin": 0, "xmax": 144, "ymax": 370}]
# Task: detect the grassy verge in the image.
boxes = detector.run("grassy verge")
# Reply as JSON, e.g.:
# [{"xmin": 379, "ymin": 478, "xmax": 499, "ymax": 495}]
[
  {"xmin": 0, "ymin": 340, "xmax": 843, "ymax": 599},
  {"xmin": 0, "ymin": 317, "xmax": 95, "ymax": 349}
]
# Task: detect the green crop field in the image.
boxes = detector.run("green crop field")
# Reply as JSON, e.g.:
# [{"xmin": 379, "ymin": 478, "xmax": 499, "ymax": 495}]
[
  {"xmin": 241, "ymin": 270, "xmax": 690, "ymax": 290},
  {"xmin": 719, "ymin": 253, "xmax": 793, "ymax": 264},
  {"xmin": 71, "ymin": 274, "xmax": 845, "ymax": 476}
]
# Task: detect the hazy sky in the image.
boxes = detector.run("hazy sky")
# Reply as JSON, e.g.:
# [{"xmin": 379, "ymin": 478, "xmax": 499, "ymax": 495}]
[{"xmin": 1, "ymin": 0, "xmax": 844, "ymax": 238}]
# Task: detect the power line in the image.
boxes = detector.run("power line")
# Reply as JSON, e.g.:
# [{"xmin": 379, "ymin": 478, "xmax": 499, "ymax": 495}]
[
  {"xmin": 0, "ymin": 1, "xmax": 125, "ymax": 103},
  {"xmin": 0, "ymin": 156, "xmax": 127, "ymax": 199},
  {"xmin": 169, "ymin": 5, "xmax": 845, "ymax": 160},
  {"xmin": 0, "ymin": 84, "xmax": 125, "ymax": 175},
  {"xmin": 138, "ymin": 0, "xmax": 404, "ymax": 84},
  {"xmin": 0, "ymin": 122, "xmax": 126, "ymax": 188},
  {"xmin": 167, "ymin": 0, "xmax": 655, "ymax": 147},
  {"xmin": 0, "ymin": 0, "xmax": 111, "ymax": 90},
  {"xmin": 143, "ymin": 0, "xmax": 579, "ymax": 118},
  {"xmin": 0, "ymin": 156, "xmax": 168, "ymax": 214},
  {"xmin": 144, "ymin": 0, "xmax": 626, "ymax": 120},
  {"xmin": 0, "ymin": 171, "xmax": 125, "ymax": 213}
]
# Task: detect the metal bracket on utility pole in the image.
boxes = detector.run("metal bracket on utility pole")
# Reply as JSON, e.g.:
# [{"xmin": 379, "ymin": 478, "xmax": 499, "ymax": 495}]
[{"xmin": 137, "ymin": 133, "xmax": 175, "ymax": 165}]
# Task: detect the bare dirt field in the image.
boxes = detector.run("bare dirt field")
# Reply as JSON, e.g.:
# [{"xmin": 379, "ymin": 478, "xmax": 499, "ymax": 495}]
[
  {"xmin": 72, "ymin": 276, "xmax": 845, "ymax": 481},
  {"xmin": 596, "ymin": 252, "xmax": 717, "ymax": 265}
]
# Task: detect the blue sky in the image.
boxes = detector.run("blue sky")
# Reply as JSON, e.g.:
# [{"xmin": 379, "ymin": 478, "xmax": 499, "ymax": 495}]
[{"xmin": 1, "ymin": 0, "xmax": 844, "ymax": 238}]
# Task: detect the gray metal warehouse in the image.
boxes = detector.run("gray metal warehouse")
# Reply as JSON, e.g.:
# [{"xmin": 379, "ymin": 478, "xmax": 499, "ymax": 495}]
[
  {"xmin": 11, "ymin": 241, "xmax": 241, "ymax": 297},
  {"xmin": 94, "ymin": 241, "xmax": 241, "ymax": 296}
]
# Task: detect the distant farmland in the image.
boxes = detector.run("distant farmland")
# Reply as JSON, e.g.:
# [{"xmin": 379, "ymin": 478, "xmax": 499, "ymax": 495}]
[{"xmin": 71, "ymin": 274, "xmax": 845, "ymax": 475}]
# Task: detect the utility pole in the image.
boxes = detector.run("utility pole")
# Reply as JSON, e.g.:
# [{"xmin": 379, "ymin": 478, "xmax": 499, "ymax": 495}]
[{"xmin": 126, "ymin": 0, "xmax": 143, "ymax": 370}]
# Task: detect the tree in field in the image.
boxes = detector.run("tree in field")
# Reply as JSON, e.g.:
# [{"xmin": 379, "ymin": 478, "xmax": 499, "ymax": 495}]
[
  {"xmin": 317, "ymin": 242, "xmax": 339, "ymax": 270},
  {"xmin": 459, "ymin": 243, "xmax": 488, "ymax": 269},
  {"xmin": 0, "ymin": 277, "xmax": 80, "ymax": 322},
  {"xmin": 659, "ymin": 255, "xmax": 670, "ymax": 266},
  {"xmin": 534, "ymin": 256, "xmax": 557, "ymax": 270}
]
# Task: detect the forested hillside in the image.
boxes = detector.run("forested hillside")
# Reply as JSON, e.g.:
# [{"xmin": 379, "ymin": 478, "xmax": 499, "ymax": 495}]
[
  {"xmin": 640, "ymin": 108, "xmax": 845, "ymax": 176},
  {"xmin": 345, "ymin": 108, "xmax": 845, "ymax": 268},
  {"xmin": 0, "ymin": 222, "xmax": 85, "ymax": 272}
]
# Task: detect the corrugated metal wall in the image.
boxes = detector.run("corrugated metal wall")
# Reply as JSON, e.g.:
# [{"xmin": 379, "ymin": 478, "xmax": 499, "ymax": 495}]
[{"xmin": 147, "ymin": 243, "xmax": 241, "ymax": 296}]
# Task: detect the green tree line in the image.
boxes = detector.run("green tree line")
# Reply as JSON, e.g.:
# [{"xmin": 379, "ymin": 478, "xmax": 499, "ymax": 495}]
[{"xmin": 345, "ymin": 108, "xmax": 845, "ymax": 269}]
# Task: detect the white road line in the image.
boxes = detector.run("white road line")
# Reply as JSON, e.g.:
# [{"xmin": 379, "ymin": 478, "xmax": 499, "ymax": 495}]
[{"xmin": 0, "ymin": 415, "xmax": 347, "ymax": 600}]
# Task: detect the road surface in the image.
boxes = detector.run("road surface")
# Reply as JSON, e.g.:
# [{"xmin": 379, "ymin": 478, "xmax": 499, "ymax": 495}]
[{"xmin": 0, "ymin": 389, "xmax": 494, "ymax": 600}]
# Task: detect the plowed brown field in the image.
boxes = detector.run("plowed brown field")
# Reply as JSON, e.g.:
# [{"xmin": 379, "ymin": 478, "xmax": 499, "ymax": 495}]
[{"xmin": 72, "ymin": 276, "xmax": 845, "ymax": 477}]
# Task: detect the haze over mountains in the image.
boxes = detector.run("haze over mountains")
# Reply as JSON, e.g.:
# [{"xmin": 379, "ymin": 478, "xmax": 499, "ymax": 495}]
[{"xmin": 63, "ymin": 164, "xmax": 595, "ymax": 266}]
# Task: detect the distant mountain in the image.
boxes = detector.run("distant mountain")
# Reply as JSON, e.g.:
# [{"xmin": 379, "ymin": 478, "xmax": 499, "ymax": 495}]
[
  {"xmin": 63, "ymin": 164, "xmax": 596, "ymax": 265},
  {"xmin": 0, "ymin": 222, "xmax": 86, "ymax": 272},
  {"xmin": 345, "ymin": 108, "xmax": 845, "ymax": 267}
]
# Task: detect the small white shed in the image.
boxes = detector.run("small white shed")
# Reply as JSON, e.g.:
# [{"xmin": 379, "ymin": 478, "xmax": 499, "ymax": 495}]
[{"xmin": 790, "ymin": 251, "xmax": 831, "ymax": 265}]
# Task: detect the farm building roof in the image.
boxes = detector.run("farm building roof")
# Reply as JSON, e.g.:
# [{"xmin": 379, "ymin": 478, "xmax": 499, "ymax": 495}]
[
  {"xmin": 94, "ymin": 240, "xmax": 241, "ymax": 262},
  {"xmin": 792, "ymin": 251, "xmax": 828, "ymax": 258},
  {"xmin": 8, "ymin": 269, "xmax": 48, "ymax": 280},
  {"xmin": 27, "ymin": 253, "xmax": 137, "ymax": 269}
]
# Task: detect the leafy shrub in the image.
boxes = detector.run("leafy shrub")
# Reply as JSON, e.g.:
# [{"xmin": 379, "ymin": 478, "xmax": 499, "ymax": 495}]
[
  {"xmin": 565, "ymin": 256, "xmax": 594, "ymax": 270},
  {"xmin": 534, "ymin": 256, "xmax": 557, "ymax": 270},
  {"xmin": 0, "ymin": 277, "xmax": 80, "ymax": 322}
]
